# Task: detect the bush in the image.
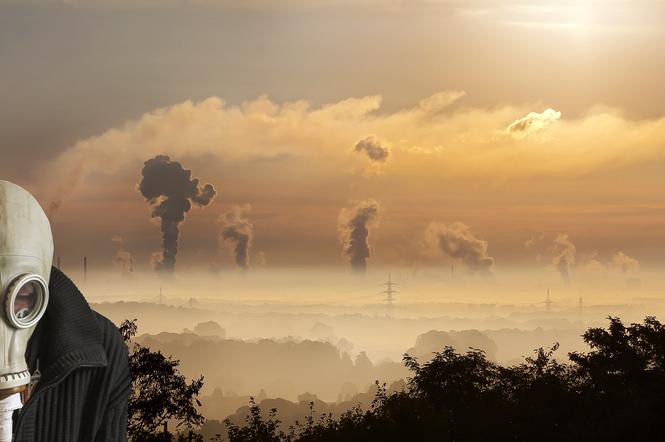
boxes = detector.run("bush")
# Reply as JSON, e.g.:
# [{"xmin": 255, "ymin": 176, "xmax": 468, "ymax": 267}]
[{"xmin": 224, "ymin": 316, "xmax": 665, "ymax": 442}]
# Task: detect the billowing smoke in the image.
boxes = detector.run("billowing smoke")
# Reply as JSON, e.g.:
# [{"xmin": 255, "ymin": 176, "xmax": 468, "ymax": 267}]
[
  {"xmin": 256, "ymin": 251, "xmax": 268, "ymax": 268},
  {"xmin": 506, "ymin": 108, "xmax": 561, "ymax": 139},
  {"xmin": 548, "ymin": 234, "xmax": 576, "ymax": 285},
  {"xmin": 425, "ymin": 222, "xmax": 494, "ymax": 274},
  {"xmin": 138, "ymin": 155, "xmax": 217, "ymax": 273},
  {"xmin": 337, "ymin": 200, "xmax": 381, "ymax": 273},
  {"xmin": 111, "ymin": 235, "xmax": 132, "ymax": 274},
  {"xmin": 354, "ymin": 136, "xmax": 390, "ymax": 162},
  {"xmin": 219, "ymin": 204, "xmax": 253, "ymax": 270},
  {"xmin": 113, "ymin": 249, "xmax": 133, "ymax": 274},
  {"xmin": 610, "ymin": 251, "xmax": 640, "ymax": 274},
  {"xmin": 526, "ymin": 235, "xmax": 639, "ymax": 282}
]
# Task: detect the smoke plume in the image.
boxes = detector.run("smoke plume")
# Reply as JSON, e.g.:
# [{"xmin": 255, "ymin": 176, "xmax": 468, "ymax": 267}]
[
  {"xmin": 256, "ymin": 251, "xmax": 268, "ymax": 268},
  {"xmin": 138, "ymin": 154, "xmax": 217, "ymax": 273},
  {"xmin": 548, "ymin": 234, "xmax": 576, "ymax": 285},
  {"xmin": 337, "ymin": 200, "xmax": 381, "ymax": 273},
  {"xmin": 219, "ymin": 204, "xmax": 253, "ymax": 270},
  {"xmin": 113, "ymin": 249, "xmax": 133, "ymax": 274},
  {"xmin": 354, "ymin": 136, "xmax": 390, "ymax": 162},
  {"xmin": 610, "ymin": 251, "xmax": 640, "ymax": 274},
  {"xmin": 111, "ymin": 235, "xmax": 132, "ymax": 274},
  {"xmin": 425, "ymin": 222, "xmax": 494, "ymax": 274}
]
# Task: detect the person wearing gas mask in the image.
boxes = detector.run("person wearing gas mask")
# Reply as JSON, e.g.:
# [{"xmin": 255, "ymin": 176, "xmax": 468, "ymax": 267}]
[{"xmin": 0, "ymin": 180, "xmax": 131, "ymax": 441}]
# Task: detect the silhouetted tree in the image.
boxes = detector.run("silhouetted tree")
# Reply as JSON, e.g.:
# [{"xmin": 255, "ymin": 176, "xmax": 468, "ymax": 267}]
[
  {"xmin": 120, "ymin": 319, "xmax": 205, "ymax": 441},
  {"xmin": 224, "ymin": 397, "xmax": 285, "ymax": 442},
  {"xmin": 223, "ymin": 316, "xmax": 665, "ymax": 442}
]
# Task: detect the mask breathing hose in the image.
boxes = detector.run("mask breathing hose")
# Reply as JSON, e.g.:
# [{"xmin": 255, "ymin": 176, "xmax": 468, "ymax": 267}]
[{"xmin": 0, "ymin": 388, "xmax": 24, "ymax": 442}]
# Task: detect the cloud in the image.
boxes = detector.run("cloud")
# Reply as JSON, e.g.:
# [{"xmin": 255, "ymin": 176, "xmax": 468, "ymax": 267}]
[
  {"xmin": 506, "ymin": 108, "xmax": 561, "ymax": 138},
  {"xmin": 416, "ymin": 90, "xmax": 466, "ymax": 114},
  {"xmin": 425, "ymin": 222, "xmax": 494, "ymax": 274},
  {"xmin": 354, "ymin": 136, "xmax": 390, "ymax": 163},
  {"xmin": 219, "ymin": 204, "xmax": 254, "ymax": 270},
  {"xmin": 337, "ymin": 200, "xmax": 381, "ymax": 273},
  {"xmin": 138, "ymin": 154, "xmax": 217, "ymax": 273},
  {"xmin": 34, "ymin": 92, "xmax": 665, "ymax": 216}
]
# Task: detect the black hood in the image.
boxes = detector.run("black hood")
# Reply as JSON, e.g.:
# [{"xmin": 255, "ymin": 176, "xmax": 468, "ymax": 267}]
[{"xmin": 25, "ymin": 266, "xmax": 108, "ymax": 388}]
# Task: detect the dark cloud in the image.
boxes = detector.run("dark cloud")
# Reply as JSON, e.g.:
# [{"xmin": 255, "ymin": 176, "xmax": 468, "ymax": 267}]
[
  {"xmin": 337, "ymin": 200, "xmax": 381, "ymax": 273},
  {"xmin": 138, "ymin": 154, "xmax": 217, "ymax": 273},
  {"xmin": 354, "ymin": 136, "xmax": 390, "ymax": 162},
  {"xmin": 426, "ymin": 222, "xmax": 494, "ymax": 274},
  {"xmin": 219, "ymin": 205, "xmax": 253, "ymax": 270}
]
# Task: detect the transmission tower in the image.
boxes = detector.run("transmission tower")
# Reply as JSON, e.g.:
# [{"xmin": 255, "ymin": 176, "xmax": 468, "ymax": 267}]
[
  {"xmin": 545, "ymin": 288, "xmax": 553, "ymax": 312},
  {"xmin": 380, "ymin": 273, "xmax": 399, "ymax": 315}
]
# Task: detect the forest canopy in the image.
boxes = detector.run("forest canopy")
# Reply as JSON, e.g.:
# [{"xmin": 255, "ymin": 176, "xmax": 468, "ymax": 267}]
[{"xmin": 219, "ymin": 316, "xmax": 665, "ymax": 442}]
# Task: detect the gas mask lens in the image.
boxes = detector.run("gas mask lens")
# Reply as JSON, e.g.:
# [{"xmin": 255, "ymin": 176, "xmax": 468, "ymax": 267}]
[{"xmin": 4, "ymin": 274, "xmax": 48, "ymax": 328}]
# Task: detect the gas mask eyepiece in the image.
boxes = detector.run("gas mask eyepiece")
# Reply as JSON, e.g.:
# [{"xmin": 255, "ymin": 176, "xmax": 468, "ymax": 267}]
[{"xmin": 3, "ymin": 274, "xmax": 49, "ymax": 329}]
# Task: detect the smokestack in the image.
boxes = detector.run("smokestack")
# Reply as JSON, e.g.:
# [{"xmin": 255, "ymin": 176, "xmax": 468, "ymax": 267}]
[
  {"xmin": 83, "ymin": 256, "xmax": 87, "ymax": 284},
  {"xmin": 57, "ymin": 256, "xmax": 61, "ymax": 269}
]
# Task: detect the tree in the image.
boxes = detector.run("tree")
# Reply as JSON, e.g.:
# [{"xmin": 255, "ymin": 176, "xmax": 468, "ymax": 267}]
[
  {"xmin": 120, "ymin": 319, "xmax": 205, "ymax": 441},
  {"xmin": 224, "ymin": 397, "xmax": 285, "ymax": 442},
  {"xmin": 222, "ymin": 316, "xmax": 665, "ymax": 442}
]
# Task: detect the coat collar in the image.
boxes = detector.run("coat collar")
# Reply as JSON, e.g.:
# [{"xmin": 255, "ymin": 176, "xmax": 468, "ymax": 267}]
[{"xmin": 25, "ymin": 266, "xmax": 108, "ymax": 387}]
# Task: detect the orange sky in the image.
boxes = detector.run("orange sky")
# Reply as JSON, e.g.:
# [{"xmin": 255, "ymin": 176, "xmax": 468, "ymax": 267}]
[{"xmin": 1, "ymin": 0, "xmax": 664, "ymax": 275}]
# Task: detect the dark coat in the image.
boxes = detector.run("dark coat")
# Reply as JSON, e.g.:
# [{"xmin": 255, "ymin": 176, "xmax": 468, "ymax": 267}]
[{"xmin": 12, "ymin": 266, "xmax": 131, "ymax": 441}]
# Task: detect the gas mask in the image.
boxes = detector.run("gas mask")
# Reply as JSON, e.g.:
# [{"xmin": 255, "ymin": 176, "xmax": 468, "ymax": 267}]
[{"xmin": 0, "ymin": 181, "xmax": 52, "ymax": 403}]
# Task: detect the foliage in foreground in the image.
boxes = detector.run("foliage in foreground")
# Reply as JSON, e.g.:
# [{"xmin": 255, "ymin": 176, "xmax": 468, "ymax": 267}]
[
  {"xmin": 223, "ymin": 316, "xmax": 665, "ymax": 442},
  {"xmin": 121, "ymin": 319, "xmax": 205, "ymax": 442}
]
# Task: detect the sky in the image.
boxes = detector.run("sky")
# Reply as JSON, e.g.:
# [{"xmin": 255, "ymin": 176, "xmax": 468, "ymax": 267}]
[{"xmin": 1, "ymin": 0, "xmax": 664, "ymax": 278}]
